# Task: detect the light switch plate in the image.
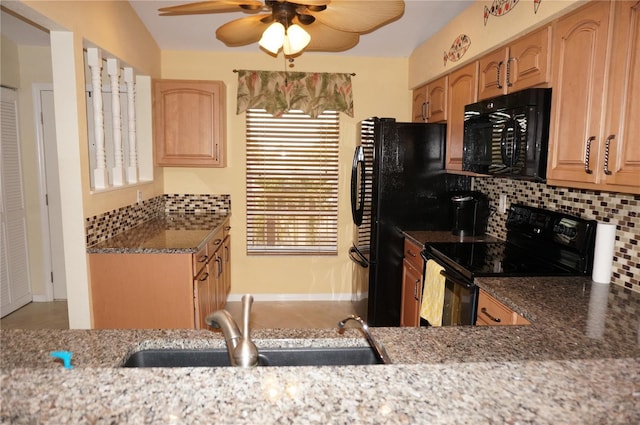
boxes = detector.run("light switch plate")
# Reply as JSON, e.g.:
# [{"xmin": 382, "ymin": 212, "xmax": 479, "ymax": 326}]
[{"xmin": 499, "ymin": 193, "xmax": 507, "ymax": 214}]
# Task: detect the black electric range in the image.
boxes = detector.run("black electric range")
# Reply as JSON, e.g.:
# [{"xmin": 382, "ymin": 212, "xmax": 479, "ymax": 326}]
[{"xmin": 424, "ymin": 204, "xmax": 598, "ymax": 282}]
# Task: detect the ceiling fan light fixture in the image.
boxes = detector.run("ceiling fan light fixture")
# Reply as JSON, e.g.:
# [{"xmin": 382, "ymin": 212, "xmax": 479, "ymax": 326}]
[
  {"xmin": 258, "ymin": 21, "xmax": 285, "ymax": 54},
  {"xmin": 283, "ymin": 24, "xmax": 311, "ymax": 55}
]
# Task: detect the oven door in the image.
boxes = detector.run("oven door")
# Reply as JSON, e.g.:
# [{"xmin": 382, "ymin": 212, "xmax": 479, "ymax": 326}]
[
  {"xmin": 422, "ymin": 250, "xmax": 478, "ymax": 326},
  {"xmin": 440, "ymin": 268, "xmax": 478, "ymax": 326}
]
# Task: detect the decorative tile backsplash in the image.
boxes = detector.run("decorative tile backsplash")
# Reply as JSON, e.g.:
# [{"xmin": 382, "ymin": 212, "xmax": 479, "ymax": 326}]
[
  {"xmin": 473, "ymin": 178, "xmax": 639, "ymax": 293},
  {"xmin": 85, "ymin": 194, "xmax": 231, "ymax": 247}
]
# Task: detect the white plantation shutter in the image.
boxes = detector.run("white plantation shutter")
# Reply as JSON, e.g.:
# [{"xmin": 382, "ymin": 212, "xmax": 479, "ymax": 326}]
[
  {"xmin": 1, "ymin": 87, "xmax": 32, "ymax": 317},
  {"xmin": 246, "ymin": 109, "xmax": 339, "ymax": 254}
]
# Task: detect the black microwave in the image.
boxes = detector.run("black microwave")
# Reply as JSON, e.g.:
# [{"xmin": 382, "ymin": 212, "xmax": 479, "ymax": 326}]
[{"xmin": 462, "ymin": 88, "xmax": 552, "ymax": 181}]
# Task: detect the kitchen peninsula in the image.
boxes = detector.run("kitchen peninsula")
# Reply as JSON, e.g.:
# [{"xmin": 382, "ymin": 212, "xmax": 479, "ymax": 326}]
[{"xmin": 2, "ymin": 274, "xmax": 639, "ymax": 424}]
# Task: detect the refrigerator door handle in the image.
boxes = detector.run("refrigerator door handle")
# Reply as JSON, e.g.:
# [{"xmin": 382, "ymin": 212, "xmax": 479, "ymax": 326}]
[
  {"xmin": 351, "ymin": 146, "xmax": 365, "ymax": 226},
  {"xmin": 348, "ymin": 246, "xmax": 369, "ymax": 268}
]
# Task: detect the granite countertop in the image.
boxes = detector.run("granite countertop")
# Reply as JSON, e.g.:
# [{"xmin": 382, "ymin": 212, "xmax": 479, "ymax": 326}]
[
  {"xmin": 2, "ymin": 276, "xmax": 639, "ymax": 423},
  {"xmin": 86, "ymin": 213, "xmax": 230, "ymax": 254}
]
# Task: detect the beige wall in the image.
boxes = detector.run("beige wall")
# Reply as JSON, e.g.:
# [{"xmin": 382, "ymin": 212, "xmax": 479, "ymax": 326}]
[
  {"xmin": 408, "ymin": 0, "xmax": 586, "ymax": 88},
  {"xmin": 5, "ymin": 0, "xmax": 163, "ymax": 327},
  {"xmin": 1, "ymin": 35, "xmax": 20, "ymax": 87},
  {"xmin": 161, "ymin": 51, "xmax": 410, "ymax": 297}
]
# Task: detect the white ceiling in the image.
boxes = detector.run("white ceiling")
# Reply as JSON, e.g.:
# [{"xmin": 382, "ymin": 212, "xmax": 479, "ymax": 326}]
[{"xmin": 2, "ymin": 1, "xmax": 473, "ymax": 57}]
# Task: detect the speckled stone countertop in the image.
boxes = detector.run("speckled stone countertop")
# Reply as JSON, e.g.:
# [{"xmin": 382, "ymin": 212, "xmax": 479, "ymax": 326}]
[
  {"xmin": 2, "ymin": 275, "xmax": 639, "ymax": 424},
  {"xmin": 86, "ymin": 213, "xmax": 230, "ymax": 254}
]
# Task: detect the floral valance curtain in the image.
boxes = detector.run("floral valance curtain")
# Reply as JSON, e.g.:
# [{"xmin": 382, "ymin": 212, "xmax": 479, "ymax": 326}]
[{"xmin": 236, "ymin": 70, "xmax": 353, "ymax": 118}]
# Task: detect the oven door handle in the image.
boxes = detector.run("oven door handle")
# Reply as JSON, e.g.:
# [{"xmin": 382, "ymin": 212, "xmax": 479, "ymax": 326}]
[{"xmin": 439, "ymin": 270, "xmax": 474, "ymax": 289}]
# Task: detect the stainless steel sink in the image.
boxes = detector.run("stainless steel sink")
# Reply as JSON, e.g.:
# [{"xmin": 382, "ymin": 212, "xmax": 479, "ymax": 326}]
[{"xmin": 122, "ymin": 346, "xmax": 384, "ymax": 368}]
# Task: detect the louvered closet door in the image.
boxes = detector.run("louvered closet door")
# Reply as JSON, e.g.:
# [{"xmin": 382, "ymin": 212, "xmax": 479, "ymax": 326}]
[{"xmin": 1, "ymin": 87, "xmax": 32, "ymax": 317}]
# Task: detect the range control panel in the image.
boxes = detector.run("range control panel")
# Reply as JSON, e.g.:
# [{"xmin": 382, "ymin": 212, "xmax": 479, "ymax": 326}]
[{"xmin": 506, "ymin": 204, "xmax": 597, "ymax": 254}]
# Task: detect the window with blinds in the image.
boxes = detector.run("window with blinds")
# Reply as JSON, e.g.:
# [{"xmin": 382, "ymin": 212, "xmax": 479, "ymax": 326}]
[{"xmin": 246, "ymin": 109, "xmax": 339, "ymax": 254}]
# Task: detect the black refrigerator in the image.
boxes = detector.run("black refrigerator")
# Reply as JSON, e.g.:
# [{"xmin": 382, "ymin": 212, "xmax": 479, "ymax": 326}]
[{"xmin": 349, "ymin": 117, "xmax": 471, "ymax": 327}]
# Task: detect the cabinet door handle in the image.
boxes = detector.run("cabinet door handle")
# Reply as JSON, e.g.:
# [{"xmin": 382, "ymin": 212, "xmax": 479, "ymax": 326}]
[
  {"xmin": 213, "ymin": 238, "xmax": 222, "ymax": 246},
  {"xmin": 584, "ymin": 136, "xmax": 595, "ymax": 174},
  {"xmin": 480, "ymin": 307, "xmax": 501, "ymax": 323},
  {"xmin": 422, "ymin": 101, "xmax": 428, "ymax": 122},
  {"xmin": 413, "ymin": 279, "xmax": 421, "ymax": 301},
  {"xmin": 603, "ymin": 134, "xmax": 614, "ymax": 175},
  {"xmin": 198, "ymin": 272, "xmax": 209, "ymax": 282},
  {"xmin": 198, "ymin": 255, "xmax": 208, "ymax": 263},
  {"xmin": 216, "ymin": 257, "xmax": 223, "ymax": 277},
  {"xmin": 496, "ymin": 61, "xmax": 504, "ymax": 89},
  {"xmin": 506, "ymin": 57, "xmax": 515, "ymax": 87}
]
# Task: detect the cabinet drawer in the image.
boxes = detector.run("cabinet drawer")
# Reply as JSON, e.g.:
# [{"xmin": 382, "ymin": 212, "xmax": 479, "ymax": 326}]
[
  {"xmin": 476, "ymin": 289, "xmax": 514, "ymax": 325},
  {"xmin": 207, "ymin": 229, "xmax": 224, "ymax": 255},
  {"xmin": 192, "ymin": 244, "xmax": 209, "ymax": 276},
  {"xmin": 403, "ymin": 239, "xmax": 424, "ymax": 271}
]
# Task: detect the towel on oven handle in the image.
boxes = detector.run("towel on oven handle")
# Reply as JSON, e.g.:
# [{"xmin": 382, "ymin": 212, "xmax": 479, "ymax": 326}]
[{"xmin": 420, "ymin": 260, "xmax": 446, "ymax": 326}]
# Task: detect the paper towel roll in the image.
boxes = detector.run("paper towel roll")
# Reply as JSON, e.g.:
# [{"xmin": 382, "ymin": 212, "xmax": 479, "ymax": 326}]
[{"xmin": 591, "ymin": 222, "xmax": 617, "ymax": 283}]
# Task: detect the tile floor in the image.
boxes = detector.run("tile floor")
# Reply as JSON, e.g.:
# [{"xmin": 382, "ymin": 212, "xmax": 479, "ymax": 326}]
[{"xmin": 0, "ymin": 300, "xmax": 357, "ymax": 330}]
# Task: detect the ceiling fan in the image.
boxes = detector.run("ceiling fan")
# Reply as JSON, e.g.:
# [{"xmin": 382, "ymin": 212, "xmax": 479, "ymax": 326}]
[{"xmin": 159, "ymin": 0, "xmax": 405, "ymax": 56}]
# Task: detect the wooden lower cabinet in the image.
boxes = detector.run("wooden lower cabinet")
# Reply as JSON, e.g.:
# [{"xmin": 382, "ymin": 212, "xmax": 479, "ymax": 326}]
[
  {"xmin": 476, "ymin": 289, "xmax": 530, "ymax": 326},
  {"xmin": 90, "ymin": 253, "xmax": 196, "ymax": 329},
  {"xmin": 90, "ymin": 228, "xmax": 231, "ymax": 329},
  {"xmin": 400, "ymin": 239, "xmax": 425, "ymax": 327}
]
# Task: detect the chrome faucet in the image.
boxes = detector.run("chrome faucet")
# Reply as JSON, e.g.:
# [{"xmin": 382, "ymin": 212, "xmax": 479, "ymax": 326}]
[
  {"xmin": 206, "ymin": 294, "xmax": 258, "ymax": 367},
  {"xmin": 338, "ymin": 315, "xmax": 392, "ymax": 364}
]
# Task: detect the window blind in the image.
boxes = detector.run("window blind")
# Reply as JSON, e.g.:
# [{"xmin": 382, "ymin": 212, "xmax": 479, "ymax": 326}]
[{"xmin": 246, "ymin": 109, "xmax": 339, "ymax": 254}]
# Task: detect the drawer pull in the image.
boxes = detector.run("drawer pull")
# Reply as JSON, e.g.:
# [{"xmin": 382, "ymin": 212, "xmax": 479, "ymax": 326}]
[
  {"xmin": 406, "ymin": 249, "xmax": 417, "ymax": 258},
  {"xmin": 603, "ymin": 134, "xmax": 614, "ymax": 175},
  {"xmin": 212, "ymin": 238, "xmax": 222, "ymax": 246},
  {"xmin": 584, "ymin": 136, "xmax": 595, "ymax": 174},
  {"xmin": 198, "ymin": 255, "xmax": 208, "ymax": 263},
  {"xmin": 198, "ymin": 272, "xmax": 209, "ymax": 282},
  {"xmin": 413, "ymin": 279, "xmax": 421, "ymax": 301},
  {"xmin": 480, "ymin": 307, "xmax": 501, "ymax": 323}
]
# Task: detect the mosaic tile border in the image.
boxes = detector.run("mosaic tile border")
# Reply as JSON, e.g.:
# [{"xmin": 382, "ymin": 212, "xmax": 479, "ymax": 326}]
[
  {"xmin": 85, "ymin": 194, "xmax": 231, "ymax": 247},
  {"xmin": 473, "ymin": 178, "xmax": 640, "ymax": 293}
]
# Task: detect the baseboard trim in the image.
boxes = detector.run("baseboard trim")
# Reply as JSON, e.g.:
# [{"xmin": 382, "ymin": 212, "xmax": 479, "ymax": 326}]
[{"xmin": 227, "ymin": 293, "xmax": 355, "ymax": 302}]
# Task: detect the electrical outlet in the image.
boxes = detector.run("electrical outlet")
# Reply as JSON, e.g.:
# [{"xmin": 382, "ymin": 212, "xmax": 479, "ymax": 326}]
[
  {"xmin": 136, "ymin": 190, "xmax": 142, "ymax": 204},
  {"xmin": 499, "ymin": 193, "xmax": 507, "ymax": 214}
]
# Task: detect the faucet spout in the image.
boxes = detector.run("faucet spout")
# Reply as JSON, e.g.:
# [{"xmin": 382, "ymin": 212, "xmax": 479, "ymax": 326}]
[
  {"xmin": 205, "ymin": 294, "xmax": 258, "ymax": 367},
  {"xmin": 206, "ymin": 310, "xmax": 241, "ymax": 363},
  {"xmin": 338, "ymin": 315, "xmax": 392, "ymax": 364}
]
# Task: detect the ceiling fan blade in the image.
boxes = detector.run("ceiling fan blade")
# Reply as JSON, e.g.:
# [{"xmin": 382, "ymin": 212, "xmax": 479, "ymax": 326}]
[
  {"xmin": 216, "ymin": 15, "xmax": 269, "ymax": 46},
  {"xmin": 300, "ymin": 20, "xmax": 359, "ymax": 52},
  {"xmin": 159, "ymin": 0, "xmax": 264, "ymax": 16},
  {"xmin": 306, "ymin": 0, "xmax": 404, "ymax": 33}
]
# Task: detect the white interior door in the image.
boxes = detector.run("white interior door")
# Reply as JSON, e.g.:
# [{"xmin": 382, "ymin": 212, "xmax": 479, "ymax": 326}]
[
  {"xmin": 1, "ymin": 86, "xmax": 32, "ymax": 317},
  {"xmin": 40, "ymin": 89, "xmax": 67, "ymax": 299}
]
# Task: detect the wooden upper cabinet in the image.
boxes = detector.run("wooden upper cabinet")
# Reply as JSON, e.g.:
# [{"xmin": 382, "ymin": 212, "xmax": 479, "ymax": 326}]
[
  {"xmin": 600, "ymin": 0, "xmax": 640, "ymax": 190},
  {"xmin": 478, "ymin": 26, "xmax": 551, "ymax": 100},
  {"xmin": 153, "ymin": 79, "xmax": 226, "ymax": 167},
  {"xmin": 547, "ymin": 1, "xmax": 640, "ymax": 194},
  {"xmin": 446, "ymin": 62, "xmax": 478, "ymax": 171},
  {"xmin": 412, "ymin": 77, "xmax": 448, "ymax": 123},
  {"xmin": 426, "ymin": 76, "xmax": 448, "ymax": 123},
  {"xmin": 412, "ymin": 84, "xmax": 427, "ymax": 122}
]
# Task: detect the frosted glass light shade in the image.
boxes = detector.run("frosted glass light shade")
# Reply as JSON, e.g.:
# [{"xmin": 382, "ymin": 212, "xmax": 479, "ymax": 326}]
[
  {"xmin": 283, "ymin": 24, "xmax": 311, "ymax": 55},
  {"xmin": 259, "ymin": 22, "xmax": 285, "ymax": 54}
]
